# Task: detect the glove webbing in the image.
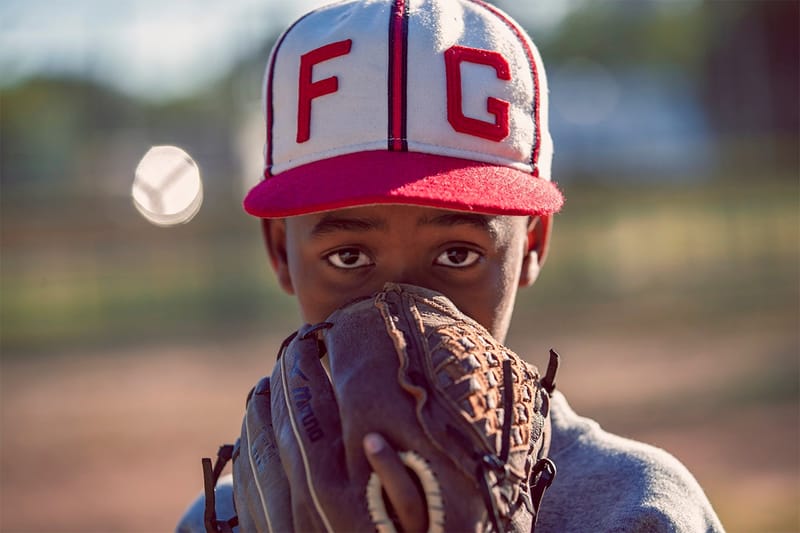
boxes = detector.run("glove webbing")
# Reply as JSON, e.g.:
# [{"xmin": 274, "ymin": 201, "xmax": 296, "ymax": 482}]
[
  {"xmin": 202, "ymin": 444, "xmax": 239, "ymax": 533},
  {"xmin": 526, "ymin": 349, "xmax": 561, "ymax": 531},
  {"xmin": 472, "ymin": 359, "xmax": 515, "ymax": 533},
  {"xmin": 474, "ymin": 352, "xmax": 560, "ymax": 533}
]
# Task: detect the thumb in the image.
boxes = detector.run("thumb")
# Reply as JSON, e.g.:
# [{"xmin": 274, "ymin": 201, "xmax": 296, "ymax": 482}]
[{"xmin": 234, "ymin": 376, "xmax": 293, "ymax": 532}]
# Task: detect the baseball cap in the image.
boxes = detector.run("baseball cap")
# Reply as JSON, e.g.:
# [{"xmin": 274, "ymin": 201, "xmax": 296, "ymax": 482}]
[{"xmin": 244, "ymin": 0, "xmax": 563, "ymax": 219}]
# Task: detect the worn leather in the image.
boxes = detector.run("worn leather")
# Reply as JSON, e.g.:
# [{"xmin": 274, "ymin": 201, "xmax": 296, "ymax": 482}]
[{"xmin": 233, "ymin": 283, "xmax": 552, "ymax": 532}]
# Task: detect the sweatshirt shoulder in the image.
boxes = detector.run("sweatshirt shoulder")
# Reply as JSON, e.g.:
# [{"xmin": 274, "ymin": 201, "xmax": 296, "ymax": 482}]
[{"xmin": 539, "ymin": 392, "xmax": 725, "ymax": 532}]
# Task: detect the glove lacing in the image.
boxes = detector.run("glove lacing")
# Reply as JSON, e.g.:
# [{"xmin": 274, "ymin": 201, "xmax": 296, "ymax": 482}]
[{"xmin": 475, "ymin": 351, "xmax": 559, "ymax": 533}]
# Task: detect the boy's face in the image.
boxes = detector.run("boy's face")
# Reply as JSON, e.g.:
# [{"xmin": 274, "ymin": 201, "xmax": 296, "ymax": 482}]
[{"xmin": 264, "ymin": 205, "xmax": 545, "ymax": 343}]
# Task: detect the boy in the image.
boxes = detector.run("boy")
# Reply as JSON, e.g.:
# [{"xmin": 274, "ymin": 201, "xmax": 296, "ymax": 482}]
[{"xmin": 179, "ymin": 0, "xmax": 724, "ymax": 530}]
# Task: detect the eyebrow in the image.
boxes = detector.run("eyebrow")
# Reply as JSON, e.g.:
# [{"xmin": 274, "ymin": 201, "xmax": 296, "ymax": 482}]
[
  {"xmin": 418, "ymin": 212, "xmax": 496, "ymax": 234},
  {"xmin": 309, "ymin": 210, "xmax": 498, "ymax": 237},
  {"xmin": 310, "ymin": 214, "xmax": 388, "ymax": 236}
]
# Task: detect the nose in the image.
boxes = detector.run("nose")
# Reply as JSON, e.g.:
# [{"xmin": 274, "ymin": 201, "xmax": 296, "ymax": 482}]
[
  {"xmin": 378, "ymin": 254, "xmax": 430, "ymax": 290},
  {"xmin": 386, "ymin": 268, "xmax": 424, "ymax": 288}
]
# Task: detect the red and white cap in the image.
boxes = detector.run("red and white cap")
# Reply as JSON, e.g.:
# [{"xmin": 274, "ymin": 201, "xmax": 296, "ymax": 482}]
[{"xmin": 244, "ymin": 0, "xmax": 563, "ymax": 218}]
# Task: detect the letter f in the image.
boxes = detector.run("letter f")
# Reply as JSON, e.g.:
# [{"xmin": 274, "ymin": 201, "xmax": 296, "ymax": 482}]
[{"xmin": 296, "ymin": 39, "xmax": 353, "ymax": 143}]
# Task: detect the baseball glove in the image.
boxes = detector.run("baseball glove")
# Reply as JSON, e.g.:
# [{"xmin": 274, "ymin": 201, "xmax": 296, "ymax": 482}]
[{"xmin": 216, "ymin": 283, "xmax": 558, "ymax": 533}]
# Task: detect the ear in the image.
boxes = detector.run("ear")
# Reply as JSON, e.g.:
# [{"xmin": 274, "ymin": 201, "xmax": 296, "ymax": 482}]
[
  {"xmin": 519, "ymin": 215, "xmax": 553, "ymax": 288},
  {"xmin": 262, "ymin": 218, "xmax": 295, "ymax": 295}
]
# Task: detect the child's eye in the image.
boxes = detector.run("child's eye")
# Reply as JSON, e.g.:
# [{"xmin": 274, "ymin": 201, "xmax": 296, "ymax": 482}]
[
  {"xmin": 325, "ymin": 248, "xmax": 373, "ymax": 269},
  {"xmin": 435, "ymin": 247, "xmax": 481, "ymax": 268}
]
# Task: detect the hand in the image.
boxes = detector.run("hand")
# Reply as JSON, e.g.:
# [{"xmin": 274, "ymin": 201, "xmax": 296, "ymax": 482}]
[{"xmin": 363, "ymin": 433, "xmax": 428, "ymax": 532}]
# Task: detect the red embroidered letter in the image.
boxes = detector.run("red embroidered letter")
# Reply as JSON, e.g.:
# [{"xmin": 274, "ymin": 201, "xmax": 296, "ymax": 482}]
[
  {"xmin": 444, "ymin": 45, "xmax": 511, "ymax": 142},
  {"xmin": 297, "ymin": 39, "xmax": 352, "ymax": 143}
]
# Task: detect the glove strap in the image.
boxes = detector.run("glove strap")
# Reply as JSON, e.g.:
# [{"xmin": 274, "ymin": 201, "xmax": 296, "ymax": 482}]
[
  {"xmin": 541, "ymin": 350, "xmax": 560, "ymax": 395},
  {"xmin": 476, "ymin": 459, "xmax": 504, "ymax": 533},
  {"xmin": 499, "ymin": 359, "xmax": 514, "ymax": 462},
  {"xmin": 528, "ymin": 458, "xmax": 557, "ymax": 533},
  {"xmin": 202, "ymin": 444, "xmax": 239, "ymax": 533}
]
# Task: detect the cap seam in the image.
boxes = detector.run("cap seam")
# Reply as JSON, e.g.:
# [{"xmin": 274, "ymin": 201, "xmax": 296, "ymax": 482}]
[{"xmin": 468, "ymin": 0, "xmax": 540, "ymax": 173}]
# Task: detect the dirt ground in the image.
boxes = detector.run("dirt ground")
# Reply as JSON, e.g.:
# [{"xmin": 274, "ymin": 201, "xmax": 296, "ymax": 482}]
[{"xmin": 1, "ymin": 326, "xmax": 798, "ymax": 533}]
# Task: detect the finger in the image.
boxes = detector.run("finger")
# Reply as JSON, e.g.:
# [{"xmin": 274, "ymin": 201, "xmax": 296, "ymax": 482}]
[
  {"xmin": 270, "ymin": 327, "xmax": 343, "ymax": 532},
  {"xmin": 234, "ymin": 377, "xmax": 293, "ymax": 532},
  {"xmin": 364, "ymin": 433, "xmax": 428, "ymax": 533}
]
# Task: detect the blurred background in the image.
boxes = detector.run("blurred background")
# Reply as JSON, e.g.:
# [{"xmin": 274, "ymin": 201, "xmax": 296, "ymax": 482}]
[{"xmin": 1, "ymin": 0, "xmax": 797, "ymax": 531}]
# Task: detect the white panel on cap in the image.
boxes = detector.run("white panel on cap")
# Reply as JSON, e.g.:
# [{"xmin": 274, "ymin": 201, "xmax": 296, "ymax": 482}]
[
  {"xmin": 270, "ymin": 0, "xmax": 391, "ymax": 174},
  {"xmin": 530, "ymin": 41, "xmax": 553, "ymax": 180},
  {"xmin": 405, "ymin": 0, "xmax": 536, "ymax": 171}
]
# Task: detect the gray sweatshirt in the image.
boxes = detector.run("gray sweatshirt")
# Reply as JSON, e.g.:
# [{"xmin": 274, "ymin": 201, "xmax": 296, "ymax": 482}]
[
  {"xmin": 177, "ymin": 391, "xmax": 725, "ymax": 532},
  {"xmin": 536, "ymin": 392, "xmax": 724, "ymax": 532}
]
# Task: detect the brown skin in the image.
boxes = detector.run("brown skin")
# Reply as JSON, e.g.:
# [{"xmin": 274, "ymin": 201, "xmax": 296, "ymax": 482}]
[{"xmin": 264, "ymin": 204, "xmax": 550, "ymax": 532}]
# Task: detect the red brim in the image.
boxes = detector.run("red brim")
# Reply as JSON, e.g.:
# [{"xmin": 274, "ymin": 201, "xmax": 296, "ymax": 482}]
[{"xmin": 243, "ymin": 150, "xmax": 563, "ymax": 218}]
